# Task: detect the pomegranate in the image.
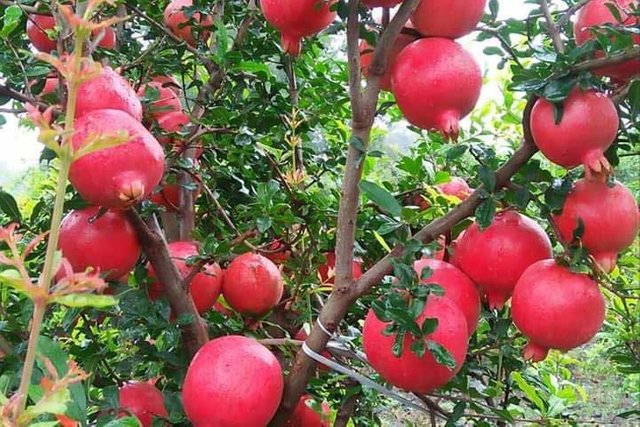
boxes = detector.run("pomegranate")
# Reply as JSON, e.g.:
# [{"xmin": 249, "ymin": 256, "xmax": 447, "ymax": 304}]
[
  {"xmin": 26, "ymin": 15, "xmax": 57, "ymax": 52},
  {"xmin": 30, "ymin": 75, "xmax": 59, "ymax": 97},
  {"xmin": 93, "ymin": 26, "xmax": 116, "ymax": 49},
  {"xmin": 574, "ymin": 0, "xmax": 640, "ymax": 81},
  {"xmin": 152, "ymin": 75, "xmax": 181, "ymax": 94},
  {"xmin": 411, "ymin": 0, "xmax": 487, "ymax": 39},
  {"xmin": 318, "ymin": 252, "xmax": 363, "ymax": 285},
  {"xmin": 149, "ymin": 180, "xmax": 202, "ymax": 213},
  {"xmin": 182, "ymin": 336, "xmax": 283, "ymax": 426},
  {"xmin": 222, "ymin": 253, "xmax": 284, "ymax": 316},
  {"xmin": 530, "ymin": 88, "xmax": 619, "ymax": 178},
  {"xmin": 413, "ymin": 258, "xmax": 481, "ymax": 335},
  {"xmin": 264, "ymin": 239, "xmax": 292, "ymax": 265},
  {"xmin": 451, "ymin": 210, "xmax": 553, "ymax": 309},
  {"xmin": 156, "ymin": 111, "xmax": 191, "ymax": 145},
  {"xmin": 138, "ymin": 81, "xmax": 182, "ymax": 121},
  {"xmin": 363, "ymin": 0, "xmax": 402, "ymax": 6},
  {"xmin": 295, "ymin": 328, "xmax": 331, "ymax": 372},
  {"xmin": 391, "ymin": 38, "xmax": 482, "ymax": 140},
  {"xmin": 58, "ymin": 206, "xmax": 141, "ymax": 281},
  {"xmin": 163, "ymin": 0, "xmax": 213, "ymax": 46},
  {"xmin": 260, "ymin": 0, "xmax": 337, "ymax": 56},
  {"xmin": 437, "ymin": 177, "xmax": 472, "ymax": 201},
  {"xmin": 360, "ymin": 31, "xmax": 419, "ymax": 92},
  {"xmin": 75, "ymin": 66, "xmax": 143, "ymax": 121},
  {"xmin": 147, "ymin": 241, "xmax": 223, "ymax": 314},
  {"xmin": 553, "ymin": 178, "xmax": 639, "ymax": 272},
  {"xmin": 285, "ymin": 395, "xmax": 331, "ymax": 427},
  {"xmin": 118, "ymin": 381, "xmax": 168, "ymax": 427},
  {"xmin": 69, "ymin": 109, "xmax": 165, "ymax": 208},
  {"xmin": 512, "ymin": 259, "xmax": 606, "ymax": 362},
  {"xmin": 363, "ymin": 296, "xmax": 468, "ymax": 393}
]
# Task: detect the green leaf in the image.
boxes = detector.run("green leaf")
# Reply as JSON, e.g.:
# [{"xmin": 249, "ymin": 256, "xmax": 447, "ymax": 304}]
[
  {"xmin": 421, "ymin": 318, "xmax": 439, "ymax": 335},
  {"xmin": 475, "ymin": 198, "xmax": 496, "ymax": 230},
  {"xmin": 1, "ymin": 5, "xmax": 23, "ymax": 38},
  {"xmin": 445, "ymin": 402, "xmax": 467, "ymax": 427},
  {"xmin": 103, "ymin": 418, "xmax": 142, "ymax": 427},
  {"xmin": 410, "ymin": 339, "xmax": 426, "ymax": 358},
  {"xmin": 427, "ymin": 340, "xmax": 456, "ymax": 369},
  {"xmin": 0, "ymin": 269, "xmax": 28, "ymax": 294},
  {"xmin": 478, "ymin": 165, "xmax": 496, "ymax": 192},
  {"xmin": 0, "ymin": 190, "xmax": 22, "ymax": 222},
  {"xmin": 256, "ymin": 216, "xmax": 272, "ymax": 233},
  {"xmin": 51, "ymin": 293, "xmax": 117, "ymax": 309},
  {"xmin": 511, "ymin": 372, "xmax": 546, "ymax": 411},
  {"xmin": 392, "ymin": 330, "xmax": 406, "ymax": 357},
  {"xmin": 359, "ymin": 180, "xmax": 402, "ymax": 217}
]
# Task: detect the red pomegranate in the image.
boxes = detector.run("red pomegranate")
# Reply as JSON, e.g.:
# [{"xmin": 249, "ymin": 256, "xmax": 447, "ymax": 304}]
[
  {"xmin": 530, "ymin": 88, "xmax": 619, "ymax": 178},
  {"xmin": 264, "ymin": 239, "xmax": 292, "ymax": 265},
  {"xmin": 156, "ymin": 111, "xmax": 191, "ymax": 145},
  {"xmin": 360, "ymin": 31, "xmax": 419, "ymax": 92},
  {"xmin": 118, "ymin": 381, "xmax": 168, "ymax": 427},
  {"xmin": 295, "ymin": 328, "xmax": 331, "ymax": 372},
  {"xmin": 261, "ymin": 0, "xmax": 337, "ymax": 56},
  {"xmin": 285, "ymin": 395, "xmax": 331, "ymax": 427},
  {"xmin": 75, "ymin": 66, "xmax": 143, "ymax": 121},
  {"xmin": 437, "ymin": 177, "xmax": 472, "ymax": 201},
  {"xmin": 149, "ymin": 180, "xmax": 202, "ymax": 213},
  {"xmin": 138, "ymin": 81, "xmax": 182, "ymax": 121},
  {"xmin": 58, "ymin": 207, "xmax": 141, "ymax": 281},
  {"xmin": 26, "ymin": 15, "xmax": 57, "ymax": 52},
  {"xmin": 451, "ymin": 210, "xmax": 553, "ymax": 309},
  {"xmin": 363, "ymin": 0, "xmax": 402, "ymax": 6},
  {"xmin": 152, "ymin": 75, "xmax": 181, "ymax": 94},
  {"xmin": 553, "ymin": 179, "xmax": 639, "ymax": 273},
  {"xmin": 163, "ymin": 0, "xmax": 213, "ymax": 46},
  {"xmin": 413, "ymin": 258, "xmax": 481, "ymax": 335},
  {"xmin": 363, "ymin": 296, "xmax": 468, "ymax": 393},
  {"xmin": 574, "ymin": 0, "xmax": 640, "ymax": 81},
  {"xmin": 182, "ymin": 336, "xmax": 284, "ymax": 426},
  {"xmin": 512, "ymin": 260, "xmax": 606, "ymax": 362},
  {"xmin": 147, "ymin": 241, "xmax": 223, "ymax": 314},
  {"xmin": 93, "ymin": 26, "xmax": 116, "ymax": 49},
  {"xmin": 411, "ymin": 0, "xmax": 487, "ymax": 39},
  {"xmin": 391, "ymin": 38, "xmax": 482, "ymax": 140},
  {"xmin": 30, "ymin": 75, "xmax": 59, "ymax": 97},
  {"xmin": 222, "ymin": 253, "xmax": 284, "ymax": 316},
  {"xmin": 318, "ymin": 252, "xmax": 363, "ymax": 285},
  {"xmin": 69, "ymin": 109, "xmax": 165, "ymax": 208}
]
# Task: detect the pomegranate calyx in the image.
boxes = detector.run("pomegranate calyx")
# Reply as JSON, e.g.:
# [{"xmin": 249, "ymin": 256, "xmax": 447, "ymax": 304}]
[
  {"xmin": 438, "ymin": 111, "xmax": 460, "ymax": 141},
  {"xmin": 523, "ymin": 342, "xmax": 549, "ymax": 362},
  {"xmin": 281, "ymin": 32, "xmax": 302, "ymax": 57}
]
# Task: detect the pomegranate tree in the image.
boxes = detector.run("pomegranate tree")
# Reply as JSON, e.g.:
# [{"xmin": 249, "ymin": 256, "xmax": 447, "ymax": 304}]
[
  {"xmin": 318, "ymin": 252, "xmax": 363, "ymax": 285},
  {"xmin": 74, "ymin": 66, "xmax": 143, "ymax": 121},
  {"xmin": 574, "ymin": 0, "xmax": 640, "ymax": 81},
  {"xmin": 69, "ymin": 109, "xmax": 165, "ymax": 208},
  {"xmin": 360, "ymin": 31, "xmax": 419, "ymax": 92},
  {"xmin": 553, "ymin": 179, "xmax": 639, "ymax": 272},
  {"xmin": 512, "ymin": 260, "xmax": 606, "ymax": 362},
  {"xmin": 156, "ymin": 111, "xmax": 191, "ymax": 145},
  {"xmin": 118, "ymin": 381, "xmax": 168, "ymax": 427},
  {"xmin": 261, "ymin": 0, "xmax": 337, "ymax": 56},
  {"xmin": 26, "ymin": 15, "xmax": 57, "ymax": 52},
  {"xmin": 182, "ymin": 336, "xmax": 283, "ymax": 426},
  {"xmin": 391, "ymin": 37, "xmax": 482, "ymax": 140},
  {"xmin": 58, "ymin": 207, "xmax": 141, "ymax": 281},
  {"xmin": 413, "ymin": 258, "xmax": 481, "ymax": 335},
  {"xmin": 138, "ymin": 81, "xmax": 182, "ymax": 121},
  {"xmin": 412, "ymin": 0, "xmax": 487, "ymax": 39},
  {"xmin": 149, "ymin": 180, "xmax": 202, "ymax": 213},
  {"xmin": 147, "ymin": 241, "xmax": 223, "ymax": 314},
  {"xmin": 222, "ymin": 253, "xmax": 284, "ymax": 316},
  {"xmin": 363, "ymin": 296, "xmax": 468, "ymax": 393},
  {"xmin": 295, "ymin": 328, "xmax": 331, "ymax": 372},
  {"xmin": 285, "ymin": 395, "xmax": 331, "ymax": 427},
  {"xmin": 451, "ymin": 210, "xmax": 553, "ymax": 309},
  {"xmin": 530, "ymin": 88, "xmax": 619, "ymax": 178},
  {"xmin": 163, "ymin": 0, "xmax": 213, "ymax": 46}
]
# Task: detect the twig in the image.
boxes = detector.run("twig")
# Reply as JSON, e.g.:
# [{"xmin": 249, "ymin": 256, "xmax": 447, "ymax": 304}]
[
  {"xmin": 557, "ymin": 0, "xmax": 590, "ymax": 27},
  {"xmin": 572, "ymin": 46, "xmax": 640, "ymax": 72},
  {"xmin": 539, "ymin": 0, "xmax": 565, "ymax": 54},
  {"xmin": 334, "ymin": 381, "xmax": 360, "ymax": 427},
  {"xmin": 0, "ymin": 0, "xmax": 46, "ymax": 14}
]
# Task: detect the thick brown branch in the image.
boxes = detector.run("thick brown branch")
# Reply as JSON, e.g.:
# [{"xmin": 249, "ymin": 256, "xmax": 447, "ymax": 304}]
[
  {"xmin": 125, "ymin": 209, "xmax": 208, "ymax": 356},
  {"xmin": 572, "ymin": 46, "xmax": 640, "ymax": 72}
]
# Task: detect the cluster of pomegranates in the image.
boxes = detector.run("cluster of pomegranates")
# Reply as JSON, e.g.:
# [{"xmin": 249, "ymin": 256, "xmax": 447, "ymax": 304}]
[{"xmin": 27, "ymin": 13, "xmax": 116, "ymax": 53}]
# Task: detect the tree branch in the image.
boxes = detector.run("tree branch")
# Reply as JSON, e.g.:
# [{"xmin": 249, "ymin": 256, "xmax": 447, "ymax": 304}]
[
  {"xmin": 572, "ymin": 46, "xmax": 640, "ymax": 72},
  {"xmin": 556, "ymin": 0, "xmax": 590, "ymax": 27},
  {"xmin": 539, "ymin": 0, "xmax": 565, "ymax": 54},
  {"xmin": 333, "ymin": 382, "xmax": 360, "ymax": 427}
]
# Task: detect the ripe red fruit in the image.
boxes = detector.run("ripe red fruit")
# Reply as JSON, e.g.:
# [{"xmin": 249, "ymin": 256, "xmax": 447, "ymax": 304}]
[
  {"xmin": 574, "ymin": 0, "xmax": 640, "ymax": 81},
  {"xmin": 182, "ymin": 336, "xmax": 284, "ymax": 426},
  {"xmin": 285, "ymin": 395, "xmax": 331, "ymax": 427},
  {"xmin": 437, "ymin": 177, "xmax": 472, "ymax": 201},
  {"xmin": 391, "ymin": 38, "xmax": 482, "ymax": 140},
  {"xmin": 411, "ymin": 0, "xmax": 487, "ymax": 39},
  {"xmin": 362, "ymin": 0, "xmax": 402, "ymax": 7},
  {"xmin": 295, "ymin": 328, "xmax": 331, "ymax": 372},
  {"xmin": 264, "ymin": 239, "xmax": 292, "ymax": 265},
  {"xmin": 512, "ymin": 260, "xmax": 606, "ymax": 362},
  {"xmin": 93, "ymin": 26, "xmax": 116, "ymax": 49},
  {"xmin": 118, "ymin": 381, "xmax": 168, "ymax": 427},
  {"xmin": 26, "ymin": 15, "xmax": 57, "ymax": 52},
  {"xmin": 318, "ymin": 252, "xmax": 363, "ymax": 285},
  {"xmin": 149, "ymin": 180, "xmax": 202, "ymax": 213},
  {"xmin": 530, "ymin": 89, "xmax": 619, "ymax": 178},
  {"xmin": 261, "ymin": 0, "xmax": 337, "ymax": 56},
  {"xmin": 59, "ymin": 207, "xmax": 141, "ymax": 281},
  {"xmin": 147, "ymin": 241, "xmax": 223, "ymax": 314},
  {"xmin": 69, "ymin": 109, "xmax": 165, "ymax": 208},
  {"xmin": 222, "ymin": 253, "xmax": 284, "ymax": 316},
  {"xmin": 138, "ymin": 81, "xmax": 182, "ymax": 121},
  {"xmin": 75, "ymin": 66, "xmax": 143, "ymax": 121},
  {"xmin": 163, "ymin": 0, "xmax": 213, "ymax": 46},
  {"xmin": 553, "ymin": 179, "xmax": 639, "ymax": 273},
  {"xmin": 413, "ymin": 259, "xmax": 481, "ymax": 335},
  {"xmin": 156, "ymin": 111, "xmax": 191, "ymax": 145},
  {"xmin": 363, "ymin": 296, "xmax": 468, "ymax": 393},
  {"xmin": 451, "ymin": 211, "xmax": 553, "ymax": 310},
  {"xmin": 360, "ymin": 31, "xmax": 419, "ymax": 92}
]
